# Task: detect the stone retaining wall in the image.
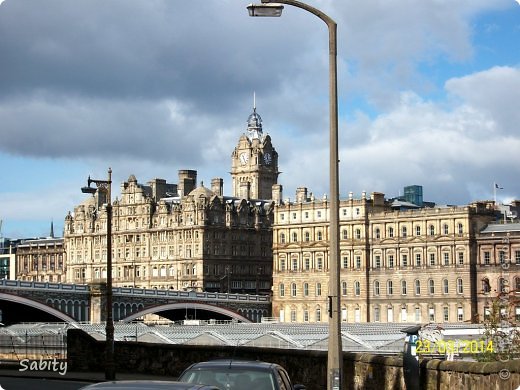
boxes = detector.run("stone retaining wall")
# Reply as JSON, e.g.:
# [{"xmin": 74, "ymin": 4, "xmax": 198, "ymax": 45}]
[{"xmin": 67, "ymin": 329, "xmax": 520, "ymax": 389}]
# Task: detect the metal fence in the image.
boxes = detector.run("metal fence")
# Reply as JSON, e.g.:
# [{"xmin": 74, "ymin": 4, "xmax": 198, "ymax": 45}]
[{"xmin": 0, "ymin": 331, "xmax": 67, "ymax": 361}]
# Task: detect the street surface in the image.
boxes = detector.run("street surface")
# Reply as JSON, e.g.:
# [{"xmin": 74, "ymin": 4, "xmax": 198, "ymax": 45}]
[{"xmin": 0, "ymin": 376, "xmax": 92, "ymax": 389}]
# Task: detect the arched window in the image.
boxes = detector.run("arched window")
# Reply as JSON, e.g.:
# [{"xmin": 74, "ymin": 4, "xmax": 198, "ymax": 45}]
[
  {"xmin": 387, "ymin": 280, "xmax": 394, "ymax": 295},
  {"xmin": 443, "ymin": 279, "xmax": 449, "ymax": 294},
  {"xmin": 291, "ymin": 283, "xmax": 297, "ymax": 297},
  {"xmin": 415, "ymin": 280, "xmax": 421, "ymax": 295},
  {"xmin": 303, "ymin": 282, "xmax": 309, "ymax": 297},
  {"xmin": 341, "ymin": 281, "xmax": 347, "ymax": 296},
  {"xmin": 279, "ymin": 283, "xmax": 285, "ymax": 297},
  {"xmin": 374, "ymin": 281, "xmax": 380, "ymax": 296},
  {"xmin": 354, "ymin": 281, "xmax": 360, "ymax": 296},
  {"xmin": 428, "ymin": 279, "xmax": 435, "ymax": 294},
  {"xmin": 401, "ymin": 280, "xmax": 407, "ymax": 295},
  {"xmin": 457, "ymin": 278, "xmax": 464, "ymax": 294}
]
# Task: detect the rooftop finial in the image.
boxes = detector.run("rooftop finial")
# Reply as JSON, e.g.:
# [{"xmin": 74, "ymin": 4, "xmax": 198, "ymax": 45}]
[{"xmin": 253, "ymin": 91, "xmax": 256, "ymax": 112}]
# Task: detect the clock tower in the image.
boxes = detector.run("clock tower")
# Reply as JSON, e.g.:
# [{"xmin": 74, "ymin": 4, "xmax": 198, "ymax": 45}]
[{"xmin": 231, "ymin": 104, "xmax": 279, "ymax": 200}]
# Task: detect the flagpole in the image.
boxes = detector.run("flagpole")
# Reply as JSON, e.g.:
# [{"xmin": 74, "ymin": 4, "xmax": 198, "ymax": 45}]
[{"xmin": 493, "ymin": 182, "xmax": 497, "ymax": 206}]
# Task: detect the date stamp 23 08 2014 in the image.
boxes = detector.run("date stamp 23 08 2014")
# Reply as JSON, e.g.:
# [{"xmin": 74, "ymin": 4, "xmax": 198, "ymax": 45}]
[{"xmin": 415, "ymin": 339, "xmax": 494, "ymax": 355}]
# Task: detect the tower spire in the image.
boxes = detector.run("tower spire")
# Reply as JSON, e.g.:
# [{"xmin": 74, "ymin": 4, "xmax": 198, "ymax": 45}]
[{"xmin": 253, "ymin": 91, "xmax": 256, "ymax": 112}]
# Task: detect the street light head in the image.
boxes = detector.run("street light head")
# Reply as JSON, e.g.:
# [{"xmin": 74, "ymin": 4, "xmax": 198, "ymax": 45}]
[
  {"xmin": 81, "ymin": 186, "xmax": 97, "ymax": 194},
  {"xmin": 247, "ymin": 3, "xmax": 284, "ymax": 17}
]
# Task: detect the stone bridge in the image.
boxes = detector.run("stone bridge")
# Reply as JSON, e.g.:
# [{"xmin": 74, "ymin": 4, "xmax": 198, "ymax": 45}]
[{"xmin": 0, "ymin": 279, "xmax": 271, "ymax": 324}]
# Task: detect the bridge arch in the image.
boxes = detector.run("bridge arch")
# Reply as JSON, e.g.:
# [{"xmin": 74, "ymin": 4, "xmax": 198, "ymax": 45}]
[
  {"xmin": 121, "ymin": 302, "xmax": 251, "ymax": 323},
  {"xmin": 0, "ymin": 293, "xmax": 78, "ymax": 324}
]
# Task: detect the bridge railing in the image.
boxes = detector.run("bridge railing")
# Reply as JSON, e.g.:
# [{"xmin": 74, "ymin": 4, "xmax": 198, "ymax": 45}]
[
  {"xmin": 113, "ymin": 287, "xmax": 271, "ymax": 303},
  {"xmin": 0, "ymin": 279, "xmax": 89, "ymax": 291},
  {"xmin": 0, "ymin": 331, "xmax": 67, "ymax": 362}
]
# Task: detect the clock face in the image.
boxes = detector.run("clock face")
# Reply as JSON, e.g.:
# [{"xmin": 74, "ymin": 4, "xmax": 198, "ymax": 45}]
[
  {"xmin": 239, "ymin": 152, "xmax": 249, "ymax": 165},
  {"xmin": 263, "ymin": 152, "xmax": 272, "ymax": 165}
]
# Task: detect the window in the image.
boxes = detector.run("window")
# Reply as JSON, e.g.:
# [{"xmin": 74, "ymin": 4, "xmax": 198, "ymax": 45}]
[
  {"xmin": 401, "ymin": 306, "xmax": 408, "ymax": 322},
  {"xmin": 292, "ymin": 212, "xmax": 297, "ymax": 220},
  {"xmin": 402, "ymin": 254, "xmax": 408, "ymax": 268},
  {"xmin": 304, "ymin": 258, "xmax": 310, "ymax": 270},
  {"xmin": 388, "ymin": 227, "xmax": 394, "ymax": 238},
  {"xmin": 428, "ymin": 279, "xmax": 435, "ymax": 294},
  {"xmin": 484, "ymin": 307, "xmax": 490, "ymax": 321},
  {"xmin": 443, "ymin": 252, "xmax": 450, "ymax": 266},
  {"xmin": 354, "ymin": 281, "xmax": 361, "ymax": 296},
  {"xmin": 375, "ymin": 228, "xmax": 381, "ymax": 239},
  {"xmin": 316, "ymin": 306, "xmax": 321, "ymax": 322},
  {"xmin": 482, "ymin": 278, "xmax": 491, "ymax": 293},
  {"xmin": 401, "ymin": 226, "xmax": 407, "ymax": 238},
  {"xmin": 355, "ymin": 256, "xmax": 361, "ymax": 269},
  {"xmin": 515, "ymin": 276, "xmax": 520, "ymax": 292},
  {"xmin": 317, "ymin": 258, "xmax": 323, "ymax": 270},
  {"xmin": 355, "ymin": 307, "xmax": 361, "ymax": 322},
  {"xmin": 387, "ymin": 306, "xmax": 394, "ymax": 322},
  {"xmin": 484, "ymin": 251, "xmax": 491, "ymax": 265},
  {"xmin": 374, "ymin": 255, "xmax": 381, "ymax": 269},
  {"xmin": 304, "ymin": 231, "xmax": 310, "ymax": 242},
  {"xmin": 292, "ymin": 232, "xmax": 298, "ymax": 242},
  {"xmin": 388, "ymin": 255, "xmax": 394, "ymax": 268},
  {"xmin": 317, "ymin": 211, "xmax": 322, "ymax": 218},
  {"xmin": 374, "ymin": 307, "xmax": 380, "ymax": 322},
  {"xmin": 280, "ymin": 233, "xmax": 286, "ymax": 243},
  {"xmin": 429, "ymin": 225, "xmax": 435, "ymax": 236},
  {"xmin": 415, "ymin": 307, "xmax": 421, "ymax": 322},
  {"xmin": 317, "ymin": 231, "xmax": 323, "ymax": 241},
  {"xmin": 443, "ymin": 224, "xmax": 449, "ymax": 235},
  {"xmin": 292, "ymin": 258, "xmax": 298, "ymax": 271},
  {"xmin": 443, "ymin": 279, "xmax": 449, "ymax": 294},
  {"xmin": 499, "ymin": 251, "xmax": 506, "ymax": 265},
  {"xmin": 279, "ymin": 283, "xmax": 285, "ymax": 297},
  {"xmin": 415, "ymin": 253, "xmax": 421, "ymax": 267},
  {"xmin": 457, "ymin": 307, "xmax": 464, "ymax": 322},
  {"xmin": 429, "ymin": 307, "xmax": 435, "ymax": 322},
  {"xmin": 303, "ymin": 282, "xmax": 309, "ymax": 296},
  {"xmin": 415, "ymin": 225, "xmax": 421, "ymax": 236},
  {"xmin": 355, "ymin": 229, "xmax": 361, "ymax": 239},
  {"xmin": 457, "ymin": 278, "xmax": 464, "ymax": 294},
  {"xmin": 342, "ymin": 230, "xmax": 348, "ymax": 240},
  {"xmin": 458, "ymin": 252, "xmax": 464, "ymax": 266},
  {"xmin": 415, "ymin": 280, "xmax": 421, "ymax": 295},
  {"xmin": 387, "ymin": 280, "xmax": 393, "ymax": 295},
  {"xmin": 304, "ymin": 310, "xmax": 309, "ymax": 322},
  {"xmin": 499, "ymin": 278, "xmax": 507, "ymax": 293},
  {"xmin": 280, "ymin": 259, "xmax": 286, "ymax": 271},
  {"xmin": 316, "ymin": 283, "xmax": 322, "ymax": 296},
  {"xmin": 443, "ymin": 306, "xmax": 449, "ymax": 322},
  {"xmin": 401, "ymin": 280, "xmax": 407, "ymax": 295},
  {"xmin": 291, "ymin": 310, "xmax": 296, "ymax": 322},
  {"xmin": 291, "ymin": 283, "xmax": 297, "ymax": 297},
  {"xmin": 429, "ymin": 253, "xmax": 435, "ymax": 266},
  {"xmin": 374, "ymin": 281, "xmax": 380, "ymax": 296},
  {"xmin": 457, "ymin": 223, "xmax": 463, "ymax": 234},
  {"xmin": 342, "ymin": 256, "xmax": 348, "ymax": 269},
  {"xmin": 515, "ymin": 250, "xmax": 520, "ymax": 265},
  {"xmin": 342, "ymin": 281, "xmax": 347, "ymax": 296}
]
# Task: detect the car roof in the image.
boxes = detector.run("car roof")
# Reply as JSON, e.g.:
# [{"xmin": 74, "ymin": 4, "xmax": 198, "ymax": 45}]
[
  {"xmin": 186, "ymin": 359, "xmax": 280, "ymax": 370},
  {"xmin": 79, "ymin": 380, "xmax": 219, "ymax": 390}
]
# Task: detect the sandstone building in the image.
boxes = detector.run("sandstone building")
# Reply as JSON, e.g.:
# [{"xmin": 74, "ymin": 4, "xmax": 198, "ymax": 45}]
[{"xmin": 63, "ymin": 106, "xmax": 279, "ymax": 294}]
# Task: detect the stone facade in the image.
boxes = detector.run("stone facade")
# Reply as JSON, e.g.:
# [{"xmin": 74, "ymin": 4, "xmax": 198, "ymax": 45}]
[
  {"xmin": 15, "ymin": 234, "xmax": 66, "ymax": 283},
  {"xmin": 271, "ymin": 190, "xmax": 513, "ymax": 324}
]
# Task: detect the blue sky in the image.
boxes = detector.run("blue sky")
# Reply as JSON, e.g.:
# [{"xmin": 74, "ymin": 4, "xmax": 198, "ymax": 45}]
[{"xmin": 0, "ymin": 0, "xmax": 519, "ymax": 239}]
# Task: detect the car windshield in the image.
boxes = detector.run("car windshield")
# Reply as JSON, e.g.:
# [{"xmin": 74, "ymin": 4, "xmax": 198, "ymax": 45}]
[{"xmin": 179, "ymin": 368, "xmax": 276, "ymax": 390}]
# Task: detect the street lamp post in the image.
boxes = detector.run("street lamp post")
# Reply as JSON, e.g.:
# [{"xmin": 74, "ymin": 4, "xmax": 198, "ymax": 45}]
[
  {"xmin": 248, "ymin": 2, "xmax": 342, "ymax": 389},
  {"xmin": 82, "ymin": 168, "xmax": 115, "ymax": 380}
]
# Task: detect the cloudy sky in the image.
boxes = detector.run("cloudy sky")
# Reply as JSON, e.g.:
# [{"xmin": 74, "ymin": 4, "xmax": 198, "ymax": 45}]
[{"xmin": 0, "ymin": 0, "xmax": 519, "ymax": 239}]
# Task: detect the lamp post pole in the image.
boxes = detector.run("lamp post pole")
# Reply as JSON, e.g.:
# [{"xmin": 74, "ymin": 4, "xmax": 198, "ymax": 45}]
[
  {"xmin": 82, "ymin": 168, "xmax": 114, "ymax": 380},
  {"xmin": 248, "ymin": 2, "xmax": 342, "ymax": 388}
]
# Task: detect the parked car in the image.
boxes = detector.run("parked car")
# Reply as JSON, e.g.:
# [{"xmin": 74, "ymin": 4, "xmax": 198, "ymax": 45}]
[
  {"xmin": 178, "ymin": 359, "xmax": 306, "ymax": 390},
  {"xmin": 78, "ymin": 380, "xmax": 220, "ymax": 390}
]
